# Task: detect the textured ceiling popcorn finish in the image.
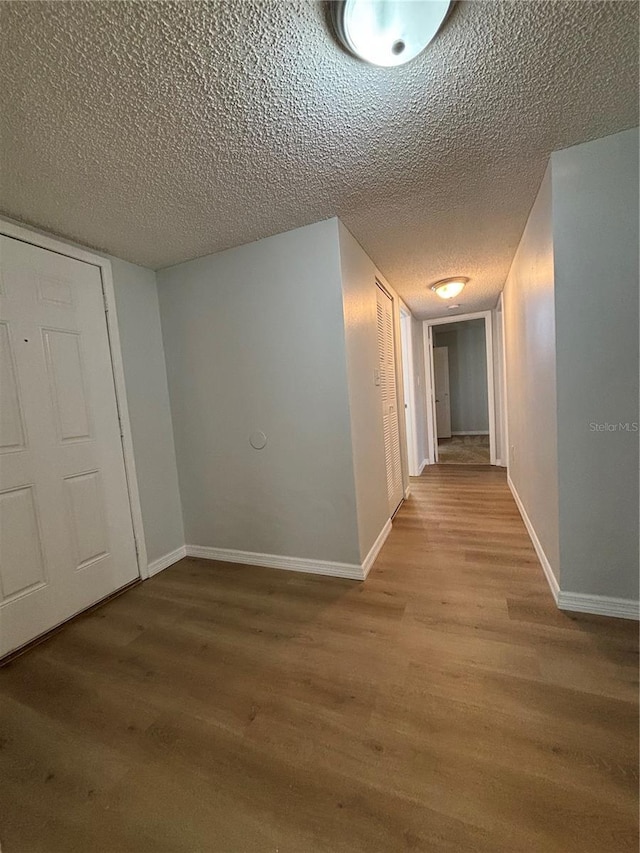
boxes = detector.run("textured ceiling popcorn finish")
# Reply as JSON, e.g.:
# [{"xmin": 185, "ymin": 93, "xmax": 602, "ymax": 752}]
[{"xmin": 0, "ymin": 1, "xmax": 637, "ymax": 318}]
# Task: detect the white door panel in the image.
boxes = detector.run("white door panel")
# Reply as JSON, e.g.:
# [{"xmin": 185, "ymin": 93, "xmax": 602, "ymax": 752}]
[
  {"xmin": 434, "ymin": 346, "xmax": 452, "ymax": 439},
  {"xmin": 0, "ymin": 236, "xmax": 139, "ymax": 656},
  {"xmin": 376, "ymin": 284, "xmax": 403, "ymax": 516},
  {"xmin": 0, "ymin": 321, "xmax": 26, "ymax": 452},
  {"xmin": 0, "ymin": 484, "xmax": 47, "ymax": 601}
]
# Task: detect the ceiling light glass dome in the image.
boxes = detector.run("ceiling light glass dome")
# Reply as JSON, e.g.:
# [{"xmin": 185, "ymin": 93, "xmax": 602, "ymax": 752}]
[
  {"xmin": 431, "ymin": 277, "xmax": 468, "ymax": 299},
  {"xmin": 332, "ymin": 0, "xmax": 452, "ymax": 67}
]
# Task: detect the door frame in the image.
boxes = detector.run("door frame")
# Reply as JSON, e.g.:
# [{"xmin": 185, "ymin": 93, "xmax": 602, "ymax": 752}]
[
  {"xmin": 0, "ymin": 216, "xmax": 149, "ymax": 579},
  {"xmin": 422, "ymin": 310, "xmax": 496, "ymax": 466},
  {"xmin": 495, "ymin": 293, "xmax": 509, "ymax": 469},
  {"xmin": 399, "ymin": 305, "xmax": 419, "ymax": 476}
]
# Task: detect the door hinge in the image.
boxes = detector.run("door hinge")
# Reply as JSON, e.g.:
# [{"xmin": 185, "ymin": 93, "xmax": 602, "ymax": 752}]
[{"xmin": 102, "ymin": 290, "xmax": 109, "ymax": 313}]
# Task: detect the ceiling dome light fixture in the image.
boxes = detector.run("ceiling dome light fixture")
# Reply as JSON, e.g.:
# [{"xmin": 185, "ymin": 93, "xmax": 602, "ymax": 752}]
[
  {"xmin": 431, "ymin": 277, "xmax": 468, "ymax": 299},
  {"xmin": 331, "ymin": 0, "xmax": 453, "ymax": 68}
]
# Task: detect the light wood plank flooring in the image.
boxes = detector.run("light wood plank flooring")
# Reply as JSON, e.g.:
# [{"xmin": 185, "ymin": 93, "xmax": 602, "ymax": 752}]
[
  {"xmin": 437, "ymin": 434, "xmax": 490, "ymax": 464},
  {"xmin": 0, "ymin": 466, "xmax": 637, "ymax": 852}
]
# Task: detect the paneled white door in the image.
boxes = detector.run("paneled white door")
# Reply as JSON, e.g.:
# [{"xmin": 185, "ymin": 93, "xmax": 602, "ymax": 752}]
[
  {"xmin": 433, "ymin": 346, "xmax": 452, "ymax": 438},
  {"xmin": 376, "ymin": 283, "xmax": 403, "ymax": 516},
  {"xmin": 0, "ymin": 236, "xmax": 139, "ymax": 657}
]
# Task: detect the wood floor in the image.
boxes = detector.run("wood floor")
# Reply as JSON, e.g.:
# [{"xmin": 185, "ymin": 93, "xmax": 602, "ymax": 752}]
[
  {"xmin": 437, "ymin": 434, "xmax": 491, "ymax": 464},
  {"xmin": 1, "ymin": 466, "xmax": 637, "ymax": 852}
]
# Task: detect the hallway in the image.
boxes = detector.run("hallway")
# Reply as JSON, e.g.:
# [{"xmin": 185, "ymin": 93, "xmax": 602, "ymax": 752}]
[{"xmin": 0, "ymin": 467, "xmax": 637, "ymax": 852}]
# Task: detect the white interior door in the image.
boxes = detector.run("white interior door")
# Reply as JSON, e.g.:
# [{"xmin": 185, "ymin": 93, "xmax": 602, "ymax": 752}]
[
  {"xmin": 0, "ymin": 236, "xmax": 139, "ymax": 657},
  {"xmin": 433, "ymin": 346, "xmax": 452, "ymax": 438},
  {"xmin": 376, "ymin": 284, "xmax": 403, "ymax": 516}
]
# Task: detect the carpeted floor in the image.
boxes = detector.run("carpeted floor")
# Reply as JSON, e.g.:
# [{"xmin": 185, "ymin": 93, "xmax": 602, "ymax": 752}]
[{"xmin": 438, "ymin": 434, "xmax": 490, "ymax": 464}]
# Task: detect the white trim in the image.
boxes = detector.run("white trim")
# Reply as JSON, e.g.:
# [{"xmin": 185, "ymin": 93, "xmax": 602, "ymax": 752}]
[
  {"xmin": 496, "ymin": 291, "xmax": 511, "ymax": 471},
  {"xmin": 186, "ymin": 520, "xmax": 393, "ymax": 582},
  {"xmin": 451, "ymin": 431, "xmax": 489, "ymax": 436},
  {"xmin": 361, "ymin": 519, "xmax": 393, "ymax": 578},
  {"xmin": 404, "ymin": 486, "xmax": 411, "ymax": 499},
  {"xmin": 422, "ymin": 323, "xmax": 438, "ymax": 464},
  {"xmin": 507, "ymin": 475, "xmax": 559, "ymax": 603},
  {"xmin": 496, "ymin": 292, "xmax": 509, "ymax": 471},
  {"xmin": 426, "ymin": 310, "xmax": 491, "ymax": 327},
  {"xmin": 423, "ymin": 311, "xmax": 496, "ymax": 466},
  {"xmin": 0, "ymin": 216, "xmax": 149, "ymax": 581},
  {"xmin": 484, "ymin": 312, "xmax": 497, "ymax": 466},
  {"xmin": 400, "ymin": 306, "xmax": 420, "ymax": 476},
  {"xmin": 186, "ymin": 545, "xmax": 364, "ymax": 580},
  {"xmin": 418, "ymin": 458, "xmax": 428, "ymax": 475},
  {"xmin": 557, "ymin": 592, "xmax": 639, "ymax": 621},
  {"xmin": 147, "ymin": 546, "xmax": 187, "ymax": 577}
]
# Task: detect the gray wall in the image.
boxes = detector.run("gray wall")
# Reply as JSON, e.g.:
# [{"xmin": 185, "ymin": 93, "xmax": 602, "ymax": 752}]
[
  {"xmin": 338, "ymin": 222, "xmax": 393, "ymax": 561},
  {"xmin": 552, "ymin": 128, "xmax": 639, "ymax": 599},
  {"xmin": 433, "ymin": 320, "xmax": 489, "ymax": 434},
  {"xmin": 503, "ymin": 164, "xmax": 561, "ymax": 581},
  {"xmin": 157, "ymin": 218, "xmax": 362, "ymax": 565},
  {"xmin": 110, "ymin": 258, "xmax": 185, "ymax": 565}
]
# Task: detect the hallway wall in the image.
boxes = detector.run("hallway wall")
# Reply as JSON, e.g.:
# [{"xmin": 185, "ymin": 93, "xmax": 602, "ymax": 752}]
[
  {"xmin": 503, "ymin": 128, "xmax": 639, "ymax": 612},
  {"xmin": 158, "ymin": 219, "xmax": 362, "ymax": 566},
  {"xmin": 552, "ymin": 128, "xmax": 639, "ymax": 602},
  {"xmin": 111, "ymin": 257, "xmax": 185, "ymax": 567},
  {"xmin": 337, "ymin": 223, "xmax": 389, "ymax": 561},
  {"xmin": 502, "ymin": 164, "xmax": 561, "ymax": 583},
  {"xmin": 338, "ymin": 221, "xmax": 406, "ymax": 561}
]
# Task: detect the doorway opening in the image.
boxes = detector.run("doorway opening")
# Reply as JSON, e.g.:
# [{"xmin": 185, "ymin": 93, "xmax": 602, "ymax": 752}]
[{"xmin": 424, "ymin": 311, "xmax": 496, "ymax": 465}]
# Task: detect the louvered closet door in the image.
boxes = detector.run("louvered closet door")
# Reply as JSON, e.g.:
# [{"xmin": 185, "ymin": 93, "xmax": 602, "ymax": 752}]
[
  {"xmin": 0, "ymin": 235, "xmax": 139, "ymax": 657},
  {"xmin": 376, "ymin": 283, "xmax": 403, "ymax": 516}
]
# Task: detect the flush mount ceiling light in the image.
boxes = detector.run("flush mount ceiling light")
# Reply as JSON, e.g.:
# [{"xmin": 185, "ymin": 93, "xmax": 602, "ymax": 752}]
[
  {"xmin": 331, "ymin": 0, "xmax": 453, "ymax": 67},
  {"xmin": 431, "ymin": 277, "xmax": 468, "ymax": 299}
]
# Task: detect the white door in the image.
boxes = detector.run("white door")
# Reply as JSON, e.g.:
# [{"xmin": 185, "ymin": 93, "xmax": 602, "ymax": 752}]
[
  {"xmin": 0, "ymin": 236, "xmax": 139, "ymax": 657},
  {"xmin": 376, "ymin": 284, "xmax": 403, "ymax": 516},
  {"xmin": 433, "ymin": 346, "xmax": 452, "ymax": 438}
]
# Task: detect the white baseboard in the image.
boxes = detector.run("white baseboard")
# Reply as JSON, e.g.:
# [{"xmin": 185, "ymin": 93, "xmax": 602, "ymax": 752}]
[
  {"xmin": 507, "ymin": 475, "xmax": 638, "ymax": 620},
  {"xmin": 147, "ymin": 545, "xmax": 187, "ymax": 577},
  {"xmin": 186, "ymin": 545, "xmax": 364, "ymax": 580},
  {"xmin": 185, "ymin": 520, "xmax": 393, "ymax": 583},
  {"xmin": 558, "ymin": 591, "xmax": 639, "ymax": 621},
  {"xmin": 418, "ymin": 458, "xmax": 429, "ymax": 474},
  {"xmin": 451, "ymin": 431, "xmax": 490, "ymax": 436},
  {"xmin": 362, "ymin": 519, "xmax": 393, "ymax": 579},
  {"xmin": 507, "ymin": 475, "xmax": 559, "ymax": 603},
  {"xmin": 404, "ymin": 486, "xmax": 411, "ymax": 499}
]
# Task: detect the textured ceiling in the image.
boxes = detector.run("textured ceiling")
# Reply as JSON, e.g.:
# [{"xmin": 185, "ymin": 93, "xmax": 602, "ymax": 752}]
[{"xmin": 0, "ymin": 1, "xmax": 637, "ymax": 319}]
